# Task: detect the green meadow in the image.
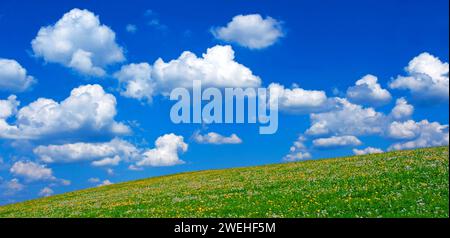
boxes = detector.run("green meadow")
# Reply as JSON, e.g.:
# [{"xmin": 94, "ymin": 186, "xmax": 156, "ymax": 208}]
[{"xmin": 0, "ymin": 146, "xmax": 448, "ymax": 218}]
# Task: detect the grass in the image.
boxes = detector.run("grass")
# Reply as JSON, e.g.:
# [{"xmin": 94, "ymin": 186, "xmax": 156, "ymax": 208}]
[{"xmin": 0, "ymin": 146, "xmax": 448, "ymax": 218}]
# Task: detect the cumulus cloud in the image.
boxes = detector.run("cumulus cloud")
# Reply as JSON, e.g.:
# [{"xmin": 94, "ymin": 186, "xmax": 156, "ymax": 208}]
[
  {"xmin": 284, "ymin": 152, "xmax": 312, "ymax": 161},
  {"xmin": 388, "ymin": 120, "xmax": 449, "ymax": 151},
  {"xmin": 0, "ymin": 95, "xmax": 19, "ymax": 119},
  {"xmin": 193, "ymin": 132, "xmax": 242, "ymax": 144},
  {"xmin": 0, "ymin": 59, "xmax": 36, "ymax": 92},
  {"xmin": 10, "ymin": 161, "xmax": 55, "ymax": 181},
  {"xmin": 153, "ymin": 45, "xmax": 261, "ymax": 90},
  {"xmin": 134, "ymin": 133, "xmax": 188, "ymax": 167},
  {"xmin": 97, "ymin": 179, "xmax": 113, "ymax": 187},
  {"xmin": 283, "ymin": 136, "xmax": 312, "ymax": 161},
  {"xmin": 68, "ymin": 49, "xmax": 106, "ymax": 76},
  {"xmin": 114, "ymin": 63, "xmax": 155, "ymax": 102},
  {"xmin": 0, "ymin": 84, "xmax": 130, "ymax": 140},
  {"xmin": 91, "ymin": 155, "xmax": 121, "ymax": 167},
  {"xmin": 114, "ymin": 45, "xmax": 261, "ymax": 102},
  {"xmin": 389, "ymin": 52, "xmax": 449, "ymax": 103},
  {"xmin": 87, "ymin": 177, "xmax": 112, "ymax": 187},
  {"xmin": 33, "ymin": 138, "xmax": 138, "ymax": 164},
  {"xmin": 34, "ymin": 134, "xmax": 190, "ymax": 168},
  {"xmin": 388, "ymin": 120, "xmax": 421, "ymax": 139},
  {"xmin": 306, "ymin": 98, "xmax": 386, "ymax": 136},
  {"xmin": 4, "ymin": 178, "xmax": 24, "ymax": 193},
  {"xmin": 38, "ymin": 187, "xmax": 54, "ymax": 197},
  {"xmin": 313, "ymin": 135, "xmax": 362, "ymax": 148},
  {"xmin": 268, "ymin": 83, "xmax": 333, "ymax": 114},
  {"xmin": 212, "ymin": 14, "xmax": 284, "ymax": 49},
  {"xmin": 31, "ymin": 8, "xmax": 125, "ymax": 76},
  {"xmin": 346, "ymin": 74, "xmax": 391, "ymax": 106},
  {"xmin": 106, "ymin": 168, "xmax": 114, "ymax": 176},
  {"xmin": 353, "ymin": 147, "xmax": 383, "ymax": 155},
  {"xmin": 289, "ymin": 95, "xmax": 446, "ymax": 157},
  {"xmin": 389, "ymin": 98, "xmax": 414, "ymax": 121},
  {"xmin": 304, "ymin": 97, "xmax": 417, "ymax": 140},
  {"xmin": 280, "ymin": 55, "xmax": 447, "ymax": 159}
]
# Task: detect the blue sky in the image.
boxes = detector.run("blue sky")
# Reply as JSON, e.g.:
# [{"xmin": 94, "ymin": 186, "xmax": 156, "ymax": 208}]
[{"xmin": 0, "ymin": 0, "xmax": 448, "ymax": 204}]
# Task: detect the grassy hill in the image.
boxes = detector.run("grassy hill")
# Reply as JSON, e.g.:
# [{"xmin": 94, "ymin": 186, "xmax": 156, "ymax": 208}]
[{"xmin": 0, "ymin": 146, "xmax": 448, "ymax": 218}]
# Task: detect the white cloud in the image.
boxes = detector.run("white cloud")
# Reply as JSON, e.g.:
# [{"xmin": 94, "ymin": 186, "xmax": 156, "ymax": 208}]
[
  {"xmin": 283, "ymin": 151, "xmax": 312, "ymax": 162},
  {"xmin": 389, "ymin": 52, "xmax": 449, "ymax": 103},
  {"xmin": 34, "ymin": 134, "xmax": 190, "ymax": 168},
  {"xmin": 135, "ymin": 133, "xmax": 188, "ymax": 167},
  {"xmin": 0, "ymin": 84, "xmax": 130, "ymax": 140},
  {"xmin": 114, "ymin": 45, "xmax": 261, "ymax": 102},
  {"xmin": 292, "ymin": 95, "xmax": 446, "ymax": 155},
  {"xmin": 0, "ymin": 95, "xmax": 19, "ymax": 119},
  {"xmin": 128, "ymin": 165, "xmax": 143, "ymax": 171},
  {"xmin": 390, "ymin": 97, "xmax": 414, "ymax": 121},
  {"xmin": 5, "ymin": 178, "xmax": 24, "ymax": 193},
  {"xmin": 193, "ymin": 132, "xmax": 242, "ymax": 144},
  {"xmin": 388, "ymin": 120, "xmax": 449, "ymax": 150},
  {"xmin": 313, "ymin": 135, "xmax": 362, "ymax": 148},
  {"xmin": 153, "ymin": 45, "xmax": 261, "ymax": 90},
  {"xmin": 306, "ymin": 98, "xmax": 386, "ymax": 136},
  {"xmin": 38, "ymin": 187, "xmax": 54, "ymax": 197},
  {"xmin": 114, "ymin": 63, "xmax": 155, "ymax": 102},
  {"xmin": 91, "ymin": 155, "xmax": 121, "ymax": 167},
  {"xmin": 34, "ymin": 138, "xmax": 138, "ymax": 164},
  {"xmin": 97, "ymin": 179, "xmax": 113, "ymax": 187},
  {"xmin": 212, "ymin": 14, "xmax": 284, "ymax": 49},
  {"xmin": 106, "ymin": 168, "xmax": 114, "ymax": 176},
  {"xmin": 388, "ymin": 120, "xmax": 421, "ymax": 139},
  {"xmin": 268, "ymin": 83, "xmax": 332, "ymax": 114},
  {"xmin": 0, "ymin": 59, "xmax": 36, "ymax": 92},
  {"xmin": 88, "ymin": 178, "xmax": 113, "ymax": 187},
  {"xmin": 284, "ymin": 152, "xmax": 312, "ymax": 162},
  {"xmin": 280, "ymin": 54, "xmax": 448, "ymax": 159},
  {"xmin": 31, "ymin": 8, "xmax": 125, "ymax": 76},
  {"xmin": 353, "ymin": 147, "xmax": 383, "ymax": 155},
  {"xmin": 290, "ymin": 137, "xmax": 308, "ymax": 152},
  {"xmin": 346, "ymin": 74, "xmax": 391, "ymax": 106},
  {"xmin": 68, "ymin": 50, "xmax": 106, "ymax": 76},
  {"xmin": 126, "ymin": 24, "xmax": 137, "ymax": 33},
  {"xmin": 10, "ymin": 161, "xmax": 55, "ymax": 181},
  {"xmin": 283, "ymin": 136, "xmax": 312, "ymax": 161},
  {"xmin": 60, "ymin": 179, "xmax": 71, "ymax": 186}
]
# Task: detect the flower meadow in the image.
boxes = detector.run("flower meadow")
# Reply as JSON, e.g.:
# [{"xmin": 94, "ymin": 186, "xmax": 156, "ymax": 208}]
[{"xmin": 0, "ymin": 146, "xmax": 448, "ymax": 218}]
